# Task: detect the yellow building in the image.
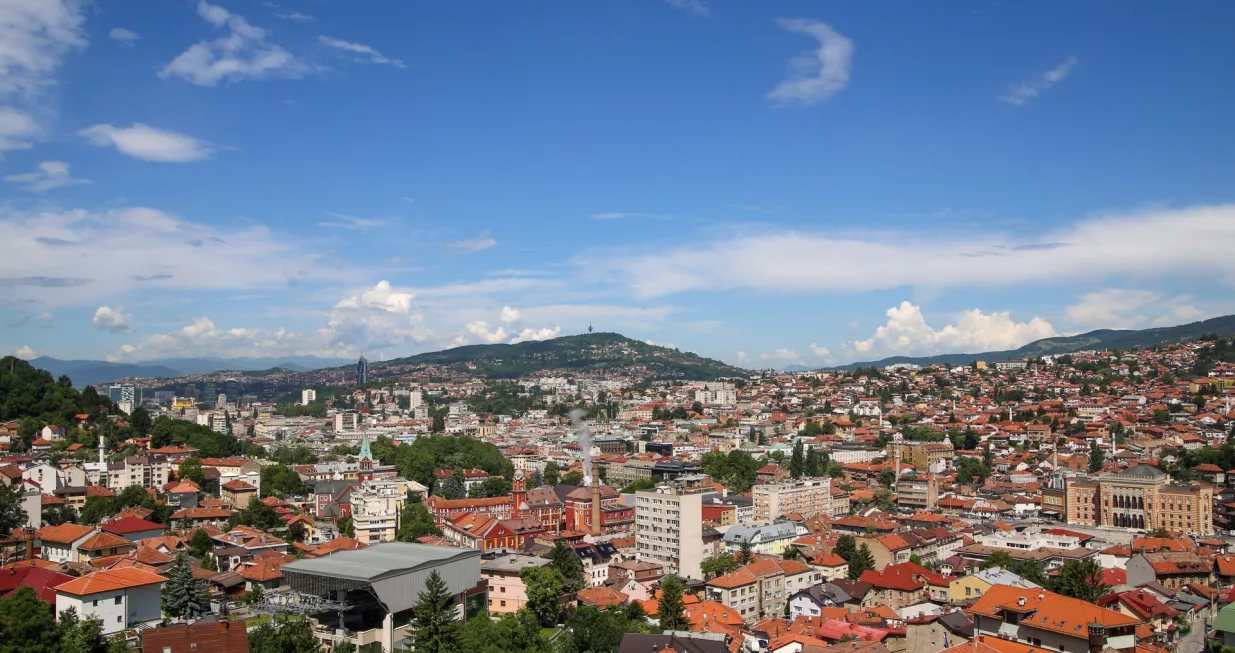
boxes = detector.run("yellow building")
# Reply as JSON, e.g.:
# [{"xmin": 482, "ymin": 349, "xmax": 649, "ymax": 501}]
[
  {"xmin": 1065, "ymin": 465, "xmax": 1214, "ymax": 535},
  {"xmin": 947, "ymin": 567, "xmax": 1040, "ymax": 602}
]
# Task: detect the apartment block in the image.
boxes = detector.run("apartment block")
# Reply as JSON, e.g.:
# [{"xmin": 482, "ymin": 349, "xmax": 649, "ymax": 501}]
[
  {"xmin": 752, "ymin": 477, "xmax": 832, "ymax": 524},
  {"xmin": 635, "ymin": 485, "xmax": 703, "ymax": 580}
]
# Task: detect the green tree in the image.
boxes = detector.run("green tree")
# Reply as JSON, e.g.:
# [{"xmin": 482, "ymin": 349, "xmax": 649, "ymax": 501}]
[
  {"xmin": 336, "ymin": 515, "xmax": 355, "ymax": 538},
  {"xmin": 230, "ymin": 500, "xmax": 281, "ymax": 531},
  {"xmin": 190, "ymin": 528, "xmax": 214, "ymax": 558},
  {"xmin": 461, "ymin": 609, "xmax": 551, "ymax": 653},
  {"xmin": 559, "ymin": 606, "xmax": 625, "ymax": 653},
  {"xmin": 0, "ymin": 586, "xmax": 62, "ymax": 651},
  {"xmin": 657, "ymin": 575, "xmax": 688, "ymax": 632},
  {"xmin": 1049, "ymin": 559, "xmax": 1109, "ymax": 604},
  {"xmin": 543, "ymin": 462, "xmax": 560, "ymax": 487},
  {"xmin": 561, "ymin": 470, "xmax": 585, "ymax": 486},
  {"xmin": 1088, "ymin": 439, "xmax": 1105, "ymax": 473},
  {"xmin": 980, "ymin": 551, "xmax": 1016, "ymax": 571},
  {"xmin": 955, "ymin": 457, "xmax": 990, "ymax": 485},
  {"xmin": 789, "ymin": 440, "xmax": 805, "ymax": 478},
  {"xmin": 479, "ymin": 476, "xmax": 512, "ymax": 498},
  {"xmin": 42, "ymin": 504, "xmax": 77, "ymax": 527},
  {"xmin": 162, "ymin": 554, "xmax": 210, "ymax": 621},
  {"xmin": 520, "ymin": 565, "xmax": 566, "ymax": 626},
  {"xmin": 737, "ymin": 536, "xmax": 754, "ymax": 564},
  {"xmin": 847, "ymin": 544, "xmax": 875, "ymax": 580},
  {"xmin": 549, "ymin": 541, "xmax": 585, "ymax": 591},
  {"xmin": 259, "ymin": 463, "xmax": 308, "ymax": 498},
  {"xmin": 397, "ymin": 502, "xmax": 441, "ymax": 542},
  {"xmin": 127, "ymin": 406, "xmax": 152, "ymax": 436},
  {"xmin": 701, "ymin": 552, "xmax": 739, "ymax": 580},
  {"xmin": 178, "ymin": 457, "xmax": 205, "ymax": 485},
  {"xmin": 247, "ymin": 616, "xmax": 320, "ymax": 653},
  {"xmin": 621, "ymin": 478, "xmax": 657, "ymax": 494},
  {"xmin": 877, "ymin": 468, "xmax": 896, "ymax": 489},
  {"xmin": 410, "ymin": 570, "xmax": 461, "ymax": 653},
  {"xmin": 833, "ymin": 535, "xmax": 856, "ymax": 563},
  {"xmin": 0, "ymin": 483, "xmax": 29, "ymax": 537},
  {"xmin": 57, "ymin": 607, "xmax": 108, "ymax": 653}
]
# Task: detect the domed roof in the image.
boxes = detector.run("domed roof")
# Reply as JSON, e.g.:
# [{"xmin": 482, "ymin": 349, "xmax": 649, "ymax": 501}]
[{"xmin": 1119, "ymin": 464, "xmax": 1165, "ymax": 478}]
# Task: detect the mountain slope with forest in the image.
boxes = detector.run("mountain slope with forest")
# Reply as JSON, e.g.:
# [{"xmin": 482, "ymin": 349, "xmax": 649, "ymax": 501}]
[
  {"xmin": 369, "ymin": 332, "xmax": 746, "ymax": 380},
  {"xmin": 831, "ymin": 314, "xmax": 1235, "ymax": 371}
]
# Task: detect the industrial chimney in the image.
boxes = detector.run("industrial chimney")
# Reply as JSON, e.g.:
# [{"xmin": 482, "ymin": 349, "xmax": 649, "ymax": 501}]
[{"xmin": 591, "ymin": 460, "xmax": 602, "ymax": 536}]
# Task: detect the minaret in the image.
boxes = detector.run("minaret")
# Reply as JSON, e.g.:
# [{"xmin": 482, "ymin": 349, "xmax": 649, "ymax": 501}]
[{"xmin": 98, "ymin": 433, "xmax": 105, "ymax": 465}]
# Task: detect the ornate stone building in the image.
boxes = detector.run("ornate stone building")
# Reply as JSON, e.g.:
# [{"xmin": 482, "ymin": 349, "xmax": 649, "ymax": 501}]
[{"xmin": 1064, "ymin": 464, "xmax": 1214, "ymax": 534}]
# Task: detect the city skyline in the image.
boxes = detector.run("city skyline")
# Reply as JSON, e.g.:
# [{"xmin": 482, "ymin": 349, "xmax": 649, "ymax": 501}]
[{"xmin": 2, "ymin": 1, "xmax": 1235, "ymax": 367}]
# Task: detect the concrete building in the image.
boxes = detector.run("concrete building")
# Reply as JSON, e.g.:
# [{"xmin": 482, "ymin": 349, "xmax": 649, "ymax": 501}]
[
  {"xmin": 635, "ymin": 485, "xmax": 704, "ymax": 580},
  {"xmin": 722, "ymin": 522, "xmax": 809, "ymax": 556},
  {"xmin": 752, "ymin": 477, "xmax": 832, "ymax": 524},
  {"xmin": 705, "ymin": 558, "xmax": 818, "ymax": 622},
  {"xmin": 350, "ymin": 478, "xmax": 403, "ymax": 544},
  {"xmin": 301, "ymin": 389, "xmax": 317, "ymax": 405},
  {"xmin": 897, "ymin": 474, "xmax": 939, "ymax": 512},
  {"xmin": 283, "ymin": 542, "xmax": 484, "ymax": 653}
]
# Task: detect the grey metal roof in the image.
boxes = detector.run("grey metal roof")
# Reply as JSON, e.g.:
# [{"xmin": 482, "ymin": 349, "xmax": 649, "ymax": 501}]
[
  {"xmin": 282, "ymin": 542, "xmax": 479, "ymax": 583},
  {"xmin": 481, "ymin": 554, "xmax": 550, "ymax": 574},
  {"xmin": 283, "ymin": 542, "xmax": 482, "ymax": 615}
]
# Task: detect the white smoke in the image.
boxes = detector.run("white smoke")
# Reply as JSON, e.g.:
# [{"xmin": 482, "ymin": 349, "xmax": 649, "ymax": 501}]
[{"xmin": 570, "ymin": 409, "xmax": 593, "ymax": 486}]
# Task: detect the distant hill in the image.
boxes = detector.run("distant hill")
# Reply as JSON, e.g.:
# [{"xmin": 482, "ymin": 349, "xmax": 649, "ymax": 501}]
[
  {"xmin": 370, "ymin": 332, "xmax": 746, "ymax": 380},
  {"xmin": 140, "ymin": 356, "xmax": 351, "ymax": 375},
  {"xmin": 27, "ymin": 355, "xmax": 351, "ymax": 386},
  {"xmin": 830, "ymin": 314, "xmax": 1235, "ymax": 371}
]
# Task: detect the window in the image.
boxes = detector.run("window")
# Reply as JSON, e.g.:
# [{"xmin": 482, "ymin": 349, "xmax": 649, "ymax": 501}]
[
  {"xmin": 500, "ymin": 600, "xmax": 506, "ymax": 607},
  {"xmin": 115, "ymin": 597, "xmax": 122, "ymax": 605},
  {"xmin": 117, "ymin": 616, "xmax": 122, "ymax": 623},
  {"xmin": 93, "ymin": 600, "xmax": 99, "ymax": 607}
]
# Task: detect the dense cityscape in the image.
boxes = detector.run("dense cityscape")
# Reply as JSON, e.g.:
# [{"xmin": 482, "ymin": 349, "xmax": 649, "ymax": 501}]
[
  {"xmin": 4, "ymin": 1, "xmax": 1234, "ymax": 652},
  {"xmin": 2, "ymin": 332, "xmax": 1235, "ymax": 653}
]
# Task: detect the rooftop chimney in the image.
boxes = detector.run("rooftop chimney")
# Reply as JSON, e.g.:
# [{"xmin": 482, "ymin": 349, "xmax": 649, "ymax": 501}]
[{"xmin": 1087, "ymin": 623, "xmax": 1106, "ymax": 653}]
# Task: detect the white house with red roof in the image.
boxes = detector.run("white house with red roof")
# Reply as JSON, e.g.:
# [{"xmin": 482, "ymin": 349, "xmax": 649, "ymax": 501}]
[{"xmin": 52, "ymin": 567, "xmax": 167, "ymax": 634}]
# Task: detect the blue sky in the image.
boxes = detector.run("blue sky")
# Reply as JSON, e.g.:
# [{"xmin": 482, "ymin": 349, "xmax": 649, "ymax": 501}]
[{"xmin": 2, "ymin": 0, "xmax": 1235, "ymax": 367}]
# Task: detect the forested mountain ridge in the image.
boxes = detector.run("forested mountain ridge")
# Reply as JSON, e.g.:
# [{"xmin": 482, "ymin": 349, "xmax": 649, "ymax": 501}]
[{"xmin": 360, "ymin": 332, "xmax": 747, "ymax": 380}]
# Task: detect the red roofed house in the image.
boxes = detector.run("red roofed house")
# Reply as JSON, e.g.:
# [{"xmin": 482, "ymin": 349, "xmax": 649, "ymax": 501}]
[
  {"xmin": 53, "ymin": 567, "xmax": 167, "ymax": 634},
  {"xmin": 221, "ymin": 480, "xmax": 258, "ymax": 510},
  {"xmin": 101, "ymin": 517, "xmax": 167, "ymax": 542}
]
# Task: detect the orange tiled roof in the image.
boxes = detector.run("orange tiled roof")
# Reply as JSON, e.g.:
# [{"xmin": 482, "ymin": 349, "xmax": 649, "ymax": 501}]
[{"xmin": 52, "ymin": 567, "xmax": 167, "ymax": 596}]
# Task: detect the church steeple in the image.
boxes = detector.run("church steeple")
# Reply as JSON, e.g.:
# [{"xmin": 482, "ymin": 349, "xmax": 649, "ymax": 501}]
[{"xmin": 358, "ymin": 430, "xmax": 373, "ymax": 479}]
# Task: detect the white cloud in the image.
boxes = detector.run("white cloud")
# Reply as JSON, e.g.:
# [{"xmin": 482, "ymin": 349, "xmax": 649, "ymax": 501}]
[
  {"xmin": 317, "ymin": 36, "xmax": 404, "ymax": 67},
  {"xmin": 3, "ymin": 160, "xmax": 90, "ymax": 191},
  {"xmin": 766, "ymin": 18, "xmax": 853, "ymax": 106},
  {"xmin": 581, "ymin": 205, "xmax": 1235, "ymax": 299},
  {"xmin": 445, "ymin": 231, "xmax": 497, "ymax": 255},
  {"xmin": 465, "ymin": 320, "xmax": 508, "ymax": 344},
  {"xmin": 334, "ymin": 280, "xmax": 413, "ymax": 314},
  {"xmin": 500, "ymin": 306, "xmax": 520, "ymax": 323},
  {"xmin": 92, "ymin": 305, "xmax": 134, "ymax": 334},
  {"xmin": 109, "ymin": 27, "xmax": 140, "ymax": 45},
  {"xmin": 511, "ymin": 326, "xmax": 561, "ymax": 344},
  {"xmin": 13, "ymin": 345, "xmax": 36, "ymax": 359},
  {"xmin": 0, "ymin": 0, "xmax": 87, "ymax": 151},
  {"xmin": 318, "ymin": 211, "xmax": 383, "ymax": 232},
  {"xmin": 999, "ymin": 56, "xmax": 1078, "ymax": 106},
  {"xmin": 665, "ymin": 0, "xmax": 709, "ymax": 17},
  {"xmin": 111, "ymin": 317, "xmax": 311, "ymax": 361},
  {"xmin": 735, "ymin": 351, "xmax": 748, "ymax": 364},
  {"xmin": 809, "ymin": 343, "xmax": 831, "ymax": 356},
  {"xmin": 761, "ymin": 348, "xmax": 800, "ymax": 361},
  {"xmin": 161, "ymin": 1, "xmax": 307, "ymax": 86},
  {"xmin": 845, "ymin": 301, "xmax": 1056, "ymax": 359},
  {"xmin": 0, "ymin": 204, "xmax": 329, "ymax": 307},
  {"xmin": 275, "ymin": 12, "xmax": 314, "ymax": 23},
  {"xmin": 320, "ymin": 280, "xmax": 432, "ymax": 353},
  {"xmin": 1064, "ymin": 289, "xmax": 1213, "ymax": 331},
  {"xmin": 0, "ymin": 107, "xmax": 37, "ymax": 152},
  {"xmin": 644, "ymin": 339, "xmax": 675, "ymax": 349},
  {"xmin": 78, "ymin": 123, "xmax": 212, "ymax": 162}
]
